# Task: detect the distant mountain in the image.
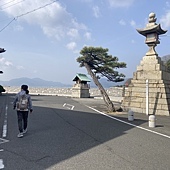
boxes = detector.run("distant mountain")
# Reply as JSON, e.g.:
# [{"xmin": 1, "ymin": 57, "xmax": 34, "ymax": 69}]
[
  {"xmin": 0, "ymin": 77, "xmax": 129, "ymax": 88},
  {"xmin": 0, "ymin": 77, "xmax": 72, "ymax": 87}
]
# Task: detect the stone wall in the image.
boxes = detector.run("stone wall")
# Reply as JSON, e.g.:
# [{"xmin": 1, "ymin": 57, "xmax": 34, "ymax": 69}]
[{"xmin": 3, "ymin": 86, "xmax": 124, "ymax": 99}]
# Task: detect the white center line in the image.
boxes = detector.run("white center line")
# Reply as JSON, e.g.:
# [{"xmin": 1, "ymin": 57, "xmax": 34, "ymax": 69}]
[
  {"xmin": 2, "ymin": 105, "xmax": 8, "ymax": 138},
  {"xmin": 0, "ymin": 138, "xmax": 9, "ymax": 144},
  {"xmin": 0, "ymin": 159, "xmax": 4, "ymax": 169}
]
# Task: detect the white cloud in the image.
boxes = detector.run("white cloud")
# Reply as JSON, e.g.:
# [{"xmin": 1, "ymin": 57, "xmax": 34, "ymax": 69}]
[
  {"xmin": 66, "ymin": 42, "xmax": 77, "ymax": 50},
  {"xmin": 73, "ymin": 49, "xmax": 80, "ymax": 54},
  {"xmin": 0, "ymin": 57, "xmax": 13, "ymax": 67},
  {"xmin": 130, "ymin": 20, "xmax": 136, "ymax": 27},
  {"xmin": 0, "ymin": 57, "xmax": 25, "ymax": 71},
  {"xmin": 0, "ymin": 57, "xmax": 5, "ymax": 63},
  {"xmin": 79, "ymin": 0, "xmax": 92, "ymax": 2},
  {"xmin": 84, "ymin": 32, "xmax": 91, "ymax": 40},
  {"xmin": 67, "ymin": 28, "xmax": 79, "ymax": 39},
  {"xmin": 1, "ymin": 0, "xmax": 88, "ymax": 41},
  {"xmin": 33, "ymin": 70, "xmax": 38, "ymax": 74},
  {"xmin": 108, "ymin": 0, "xmax": 134, "ymax": 8},
  {"xmin": 13, "ymin": 25, "xmax": 24, "ymax": 31},
  {"xmin": 16, "ymin": 65, "xmax": 25, "ymax": 70},
  {"xmin": 166, "ymin": 1, "xmax": 170, "ymax": 7},
  {"xmin": 93, "ymin": 6, "xmax": 101, "ymax": 18},
  {"xmin": 131, "ymin": 39, "xmax": 135, "ymax": 44},
  {"xmin": 160, "ymin": 11, "xmax": 170, "ymax": 29},
  {"xmin": 4, "ymin": 61, "xmax": 13, "ymax": 66},
  {"xmin": 119, "ymin": 19, "xmax": 126, "ymax": 26}
]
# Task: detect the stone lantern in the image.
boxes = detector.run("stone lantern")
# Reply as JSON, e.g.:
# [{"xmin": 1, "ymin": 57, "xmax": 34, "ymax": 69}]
[
  {"xmin": 136, "ymin": 12, "xmax": 167, "ymax": 56},
  {"xmin": 122, "ymin": 13, "xmax": 170, "ymax": 116}
]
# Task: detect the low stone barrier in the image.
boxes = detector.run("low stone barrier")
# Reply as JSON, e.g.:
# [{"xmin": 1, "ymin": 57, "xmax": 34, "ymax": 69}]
[{"xmin": 3, "ymin": 86, "xmax": 125, "ymax": 102}]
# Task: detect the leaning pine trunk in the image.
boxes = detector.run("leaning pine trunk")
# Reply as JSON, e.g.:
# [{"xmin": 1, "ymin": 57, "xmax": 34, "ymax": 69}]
[{"xmin": 84, "ymin": 63, "xmax": 115, "ymax": 112}]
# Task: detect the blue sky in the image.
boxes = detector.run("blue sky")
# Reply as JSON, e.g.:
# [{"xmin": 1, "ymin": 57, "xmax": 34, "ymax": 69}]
[{"xmin": 0, "ymin": 0, "xmax": 170, "ymax": 85}]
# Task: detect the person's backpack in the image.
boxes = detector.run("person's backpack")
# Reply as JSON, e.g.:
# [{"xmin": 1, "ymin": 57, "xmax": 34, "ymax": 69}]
[{"xmin": 17, "ymin": 94, "xmax": 28, "ymax": 110}]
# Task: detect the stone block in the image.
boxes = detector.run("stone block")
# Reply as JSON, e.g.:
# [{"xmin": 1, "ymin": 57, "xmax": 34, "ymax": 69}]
[
  {"xmin": 130, "ymin": 87, "xmax": 145, "ymax": 93},
  {"xmin": 135, "ymin": 70, "xmax": 162, "ymax": 80},
  {"xmin": 142, "ymin": 64, "xmax": 156, "ymax": 70},
  {"xmin": 131, "ymin": 79, "xmax": 146, "ymax": 84},
  {"xmin": 140, "ymin": 55, "xmax": 160, "ymax": 64},
  {"xmin": 129, "ymin": 102, "xmax": 141, "ymax": 108},
  {"xmin": 154, "ymin": 109, "xmax": 169, "ymax": 116},
  {"xmin": 129, "ymin": 97, "xmax": 144, "ymax": 103},
  {"xmin": 161, "ymin": 93, "xmax": 168, "ymax": 98},
  {"xmin": 136, "ymin": 65, "xmax": 143, "ymax": 71},
  {"xmin": 71, "ymin": 87, "xmax": 90, "ymax": 98},
  {"xmin": 147, "ymin": 87, "xmax": 161, "ymax": 93},
  {"xmin": 130, "ymin": 107, "xmax": 143, "ymax": 113}
]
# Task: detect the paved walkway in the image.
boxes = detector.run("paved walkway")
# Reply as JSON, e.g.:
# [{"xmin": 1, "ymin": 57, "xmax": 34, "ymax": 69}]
[
  {"xmin": 109, "ymin": 111, "xmax": 170, "ymax": 137},
  {"xmin": 73, "ymin": 97, "xmax": 170, "ymax": 138}
]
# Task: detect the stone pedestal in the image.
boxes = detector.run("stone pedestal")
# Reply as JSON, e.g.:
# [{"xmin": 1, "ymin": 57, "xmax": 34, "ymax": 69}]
[
  {"xmin": 122, "ymin": 54, "xmax": 170, "ymax": 116},
  {"xmin": 71, "ymin": 84, "xmax": 90, "ymax": 98}
]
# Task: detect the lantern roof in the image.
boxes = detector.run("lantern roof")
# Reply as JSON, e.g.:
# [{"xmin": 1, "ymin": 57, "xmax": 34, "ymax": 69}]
[
  {"xmin": 137, "ymin": 24, "xmax": 167, "ymax": 37},
  {"xmin": 136, "ymin": 12, "xmax": 167, "ymax": 37}
]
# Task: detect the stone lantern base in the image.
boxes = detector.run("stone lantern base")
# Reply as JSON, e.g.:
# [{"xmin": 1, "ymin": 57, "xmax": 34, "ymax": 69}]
[
  {"xmin": 71, "ymin": 84, "xmax": 90, "ymax": 98},
  {"xmin": 122, "ymin": 54, "xmax": 170, "ymax": 116}
]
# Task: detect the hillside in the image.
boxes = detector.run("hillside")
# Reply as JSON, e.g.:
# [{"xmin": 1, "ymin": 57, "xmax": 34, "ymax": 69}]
[
  {"xmin": 0, "ymin": 77, "xmax": 71, "ymax": 87},
  {"xmin": 0, "ymin": 77, "xmax": 128, "ymax": 88},
  {"xmin": 161, "ymin": 54, "xmax": 170, "ymax": 63}
]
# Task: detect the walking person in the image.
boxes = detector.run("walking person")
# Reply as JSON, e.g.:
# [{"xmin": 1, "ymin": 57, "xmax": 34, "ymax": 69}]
[{"xmin": 13, "ymin": 85, "xmax": 33, "ymax": 138}]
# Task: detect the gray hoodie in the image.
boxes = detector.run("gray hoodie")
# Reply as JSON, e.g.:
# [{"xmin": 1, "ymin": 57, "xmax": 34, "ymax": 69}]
[{"xmin": 13, "ymin": 90, "xmax": 33, "ymax": 111}]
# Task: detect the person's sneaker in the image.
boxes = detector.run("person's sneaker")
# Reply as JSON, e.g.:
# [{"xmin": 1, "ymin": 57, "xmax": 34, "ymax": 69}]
[
  {"xmin": 17, "ymin": 133, "xmax": 23, "ymax": 138},
  {"xmin": 23, "ymin": 129, "xmax": 27, "ymax": 134}
]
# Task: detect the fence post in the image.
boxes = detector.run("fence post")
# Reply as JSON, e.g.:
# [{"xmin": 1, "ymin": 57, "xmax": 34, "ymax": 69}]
[{"xmin": 146, "ymin": 79, "xmax": 149, "ymax": 115}]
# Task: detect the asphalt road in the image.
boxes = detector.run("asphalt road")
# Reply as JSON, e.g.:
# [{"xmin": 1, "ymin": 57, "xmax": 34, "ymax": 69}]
[{"xmin": 0, "ymin": 94, "xmax": 170, "ymax": 170}]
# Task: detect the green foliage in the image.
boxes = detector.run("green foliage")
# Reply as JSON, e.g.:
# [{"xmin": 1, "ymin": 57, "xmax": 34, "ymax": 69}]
[
  {"xmin": 77, "ymin": 46, "xmax": 127, "ymax": 82},
  {"xmin": 0, "ymin": 85, "xmax": 5, "ymax": 93}
]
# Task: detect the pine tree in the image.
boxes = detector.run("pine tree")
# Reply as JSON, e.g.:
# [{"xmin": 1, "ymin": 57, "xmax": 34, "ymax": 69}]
[{"xmin": 77, "ymin": 46, "xmax": 126, "ymax": 112}]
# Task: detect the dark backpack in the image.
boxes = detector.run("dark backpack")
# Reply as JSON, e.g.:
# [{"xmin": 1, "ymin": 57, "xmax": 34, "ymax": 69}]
[{"xmin": 17, "ymin": 94, "xmax": 28, "ymax": 110}]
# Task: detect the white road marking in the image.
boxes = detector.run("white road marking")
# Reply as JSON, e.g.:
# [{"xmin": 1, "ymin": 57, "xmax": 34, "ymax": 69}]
[
  {"xmin": 0, "ymin": 159, "xmax": 4, "ymax": 169},
  {"xmin": 0, "ymin": 138, "xmax": 9, "ymax": 144},
  {"xmin": 2, "ymin": 105, "xmax": 8, "ymax": 138},
  {"xmin": 0, "ymin": 149, "xmax": 4, "ymax": 152},
  {"xmin": 63, "ymin": 103, "xmax": 74, "ymax": 110},
  {"xmin": 87, "ymin": 106, "xmax": 170, "ymax": 139}
]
